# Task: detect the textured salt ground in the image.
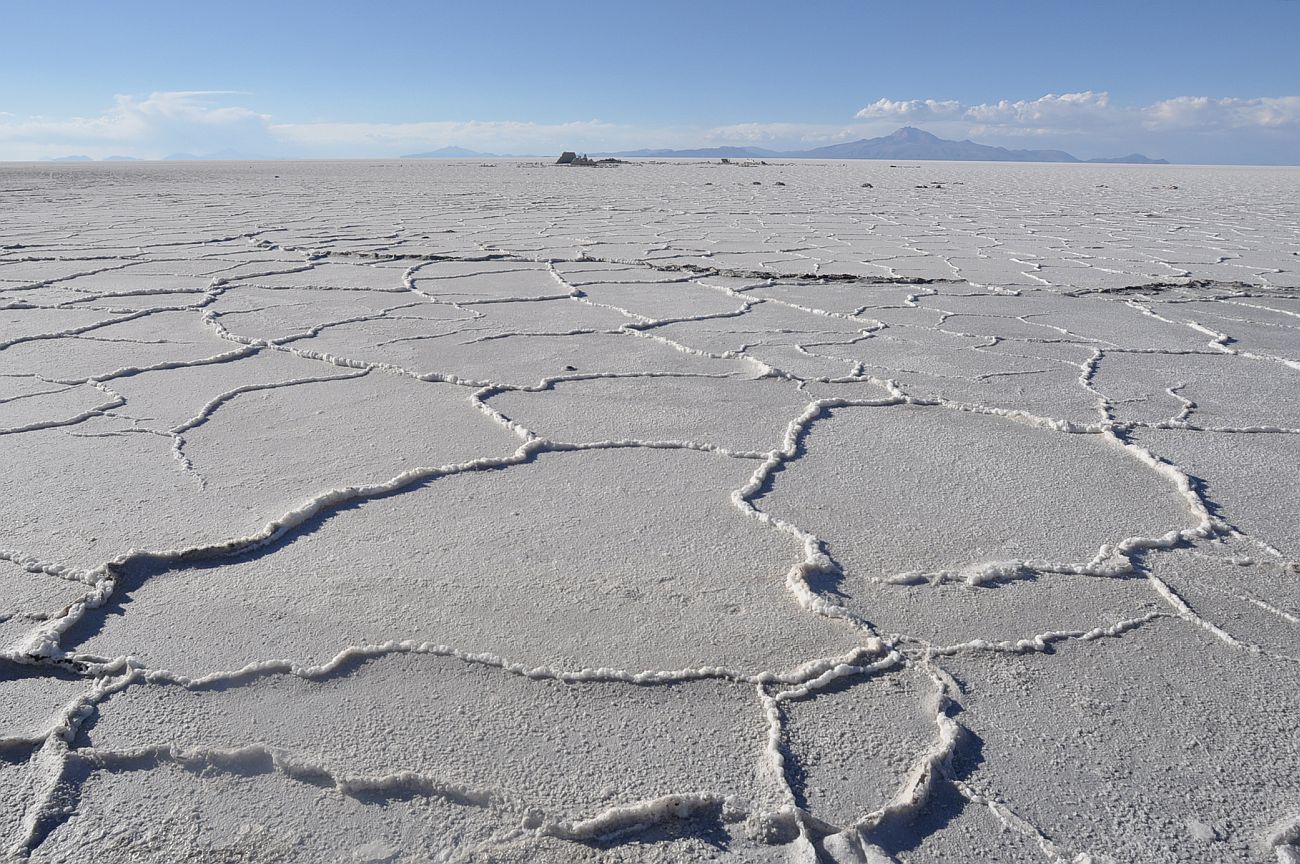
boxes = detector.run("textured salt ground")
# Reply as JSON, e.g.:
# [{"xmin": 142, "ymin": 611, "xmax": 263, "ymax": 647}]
[
  {"xmin": 1, "ymin": 159, "xmax": 1298, "ymax": 863},
  {"xmin": 1136, "ymin": 428, "xmax": 1300, "ymax": 557},
  {"xmin": 28, "ymin": 765, "xmax": 794, "ymax": 864},
  {"xmin": 285, "ymin": 327, "xmax": 754, "ymax": 387},
  {"xmin": 208, "ymin": 287, "xmax": 475, "ymax": 344},
  {"xmin": 0, "ymin": 381, "xmax": 110, "ymax": 435},
  {"xmin": 940, "ymin": 619, "xmax": 1300, "ymax": 864},
  {"xmin": 0, "ymin": 668, "xmax": 87, "ymax": 848},
  {"xmin": 651, "ymin": 303, "xmax": 871, "ymax": 355},
  {"xmin": 0, "ymin": 560, "xmax": 89, "ymax": 647},
  {"xmin": 70, "ymin": 447, "xmax": 864, "ymax": 674},
  {"xmin": 1097, "ymin": 352, "xmax": 1298, "ymax": 429},
  {"xmin": 471, "ymin": 297, "xmax": 636, "ymax": 332},
  {"xmin": 757, "ymin": 404, "xmax": 1193, "ymax": 582},
  {"xmin": 1, "ymin": 373, "xmax": 520, "ymax": 574},
  {"xmin": 77, "ymin": 655, "xmax": 777, "ymax": 829},
  {"xmin": 485, "ymin": 376, "xmax": 812, "ymax": 452},
  {"xmin": 746, "ymin": 344, "xmax": 870, "ymax": 382},
  {"xmin": 778, "ymin": 667, "xmax": 934, "ymax": 828},
  {"xmin": 813, "ymin": 335, "xmax": 1102, "ymax": 423},
  {"xmin": 575, "ymin": 280, "xmax": 751, "ymax": 322},
  {"xmin": 1147, "ymin": 545, "xmax": 1299, "ymax": 657},
  {"xmin": 96, "ymin": 348, "xmax": 359, "ymax": 428}
]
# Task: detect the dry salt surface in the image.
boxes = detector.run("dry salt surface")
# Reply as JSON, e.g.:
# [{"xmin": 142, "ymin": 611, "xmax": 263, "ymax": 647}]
[{"xmin": 1, "ymin": 158, "xmax": 1298, "ymax": 864}]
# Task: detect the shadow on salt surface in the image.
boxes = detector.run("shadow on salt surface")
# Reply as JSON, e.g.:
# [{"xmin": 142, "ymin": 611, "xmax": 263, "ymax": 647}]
[
  {"xmin": 0, "ymin": 663, "xmax": 86, "ymax": 745},
  {"xmin": 70, "ymin": 653, "xmax": 775, "ymax": 859},
  {"xmin": 29, "ymin": 761, "xmax": 497, "ymax": 864},
  {"xmin": 866, "ymin": 780, "xmax": 992, "ymax": 861},
  {"xmin": 939, "ymin": 618, "xmax": 1300, "ymax": 864},
  {"xmin": 756, "ymin": 403, "xmax": 1195, "ymax": 644},
  {"xmin": 0, "ymin": 558, "xmax": 94, "ymax": 648},
  {"xmin": 68, "ymin": 447, "xmax": 865, "ymax": 675},
  {"xmin": 1, "ymin": 756, "xmax": 44, "ymax": 852},
  {"xmin": 0, "ymin": 665, "xmax": 89, "ymax": 847},
  {"xmin": 1136, "ymin": 428, "xmax": 1300, "ymax": 557},
  {"xmin": 779, "ymin": 668, "xmax": 939, "ymax": 826},
  {"xmin": 31, "ymin": 758, "xmax": 776, "ymax": 864}
]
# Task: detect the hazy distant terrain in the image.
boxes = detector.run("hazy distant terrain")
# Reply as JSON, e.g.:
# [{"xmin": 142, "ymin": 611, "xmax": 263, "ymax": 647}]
[
  {"xmin": 2, "ymin": 159, "xmax": 1297, "ymax": 863},
  {"xmin": 600, "ymin": 126, "xmax": 1168, "ymax": 163},
  {"xmin": 46, "ymin": 126, "xmax": 1167, "ymax": 165}
]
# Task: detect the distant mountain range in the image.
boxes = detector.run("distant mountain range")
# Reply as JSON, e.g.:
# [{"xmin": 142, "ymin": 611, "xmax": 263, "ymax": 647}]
[
  {"xmin": 401, "ymin": 146, "xmax": 498, "ymax": 158},
  {"xmin": 400, "ymin": 146, "xmax": 536, "ymax": 158},
  {"xmin": 38, "ymin": 128, "xmax": 1168, "ymax": 166},
  {"xmin": 597, "ymin": 127, "xmax": 1168, "ymax": 164}
]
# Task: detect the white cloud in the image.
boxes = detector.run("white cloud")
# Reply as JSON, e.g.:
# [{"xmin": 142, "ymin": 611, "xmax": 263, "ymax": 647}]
[
  {"xmin": 962, "ymin": 91, "xmax": 1116, "ymax": 134},
  {"xmin": 0, "ymin": 93, "xmax": 882, "ymax": 159},
  {"xmin": 857, "ymin": 91, "xmax": 1300, "ymax": 139},
  {"xmin": 0, "ymin": 93, "xmax": 678, "ymax": 158},
  {"xmin": 849, "ymin": 91, "xmax": 1300, "ymax": 161},
  {"xmin": 0, "ymin": 91, "xmax": 276, "ymax": 159},
  {"xmin": 855, "ymin": 98, "xmax": 963, "ymax": 121},
  {"xmin": 2, "ymin": 89, "xmax": 1298, "ymax": 163},
  {"xmin": 1144, "ymin": 95, "xmax": 1300, "ymax": 131}
]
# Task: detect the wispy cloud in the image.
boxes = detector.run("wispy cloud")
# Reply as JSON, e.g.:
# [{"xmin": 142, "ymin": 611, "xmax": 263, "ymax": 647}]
[
  {"xmin": 857, "ymin": 90, "xmax": 1300, "ymax": 137},
  {"xmin": 0, "ymin": 92, "xmax": 275, "ymax": 158},
  {"xmin": 0, "ymin": 93, "xmax": 649, "ymax": 159},
  {"xmin": 1141, "ymin": 95, "xmax": 1300, "ymax": 131},
  {"xmin": 850, "ymin": 91, "xmax": 1300, "ymax": 162},
  {"xmin": 2, "ymin": 90, "xmax": 1298, "ymax": 163}
]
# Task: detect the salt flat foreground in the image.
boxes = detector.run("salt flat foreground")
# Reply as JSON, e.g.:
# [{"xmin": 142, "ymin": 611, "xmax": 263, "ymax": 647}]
[{"xmin": 1, "ymin": 159, "xmax": 1298, "ymax": 863}]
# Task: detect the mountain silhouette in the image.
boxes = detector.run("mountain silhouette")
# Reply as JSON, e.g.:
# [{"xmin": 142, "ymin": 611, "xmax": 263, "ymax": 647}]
[{"xmin": 598, "ymin": 127, "xmax": 1167, "ymax": 164}]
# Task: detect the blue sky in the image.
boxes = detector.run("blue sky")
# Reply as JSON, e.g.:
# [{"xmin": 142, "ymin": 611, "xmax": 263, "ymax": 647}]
[{"xmin": 3, "ymin": 0, "xmax": 1298, "ymax": 163}]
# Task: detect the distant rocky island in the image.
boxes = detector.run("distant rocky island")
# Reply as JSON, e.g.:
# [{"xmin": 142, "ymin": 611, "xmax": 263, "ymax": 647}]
[{"xmin": 597, "ymin": 127, "xmax": 1168, "ymax": 164}]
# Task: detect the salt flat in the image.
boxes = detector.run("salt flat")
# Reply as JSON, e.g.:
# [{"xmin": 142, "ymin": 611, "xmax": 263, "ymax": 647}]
[{"xmin": 1, "ymin": 158, "xmax": 1298, "ymax": 863}]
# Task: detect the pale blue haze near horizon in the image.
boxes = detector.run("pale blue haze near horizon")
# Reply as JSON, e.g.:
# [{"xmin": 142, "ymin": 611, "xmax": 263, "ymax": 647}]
[{"xmin": 2, "ymin": 0, "xmax": 1298, "ymax": 163}]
